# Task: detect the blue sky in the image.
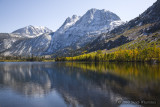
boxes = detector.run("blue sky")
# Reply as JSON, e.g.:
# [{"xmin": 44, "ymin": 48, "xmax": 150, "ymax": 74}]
[{"xmin": 0, "ymin": 0, "xmax": 157, "ymax": 33}]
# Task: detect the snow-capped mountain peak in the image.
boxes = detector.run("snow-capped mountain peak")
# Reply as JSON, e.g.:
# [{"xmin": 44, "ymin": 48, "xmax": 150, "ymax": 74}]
[
  {"xmin": 57, "ymin": 15, "xmax": 81, "ymax": 33},
  {"xmin": 65, "ymin": 15, "xmax": 80, "ymax": 24},
  {"xmin": 75, "ymin": 8, "xmax": 121, "ymax": 28},
  {"xmin": 47, "ymin": 8, "xmax": 124, "ymax": 54},
  {"xmin": 12, "ymin": 25, "xmax": 52, "ymax": 37}
]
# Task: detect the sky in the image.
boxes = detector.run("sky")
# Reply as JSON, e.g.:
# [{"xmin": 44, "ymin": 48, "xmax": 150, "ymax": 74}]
[{"xmin": 0, "ymin": 0, "xmax": 157, "ymax": 33}]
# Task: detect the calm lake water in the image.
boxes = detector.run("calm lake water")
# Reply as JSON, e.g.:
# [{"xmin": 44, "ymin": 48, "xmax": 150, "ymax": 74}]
[{"xmin": 0, "ymin": 62, "xmax": 159, "ymax": 107}]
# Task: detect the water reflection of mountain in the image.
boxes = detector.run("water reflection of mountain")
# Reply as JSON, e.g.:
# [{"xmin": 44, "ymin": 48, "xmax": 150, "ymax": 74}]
[
  {"xmin": 0, "ymin": 62, "xmax": 160, "ymax": 107},
  {"xmin": 0, "ymin": 62, "xmax": 52, "ymax": 97}
]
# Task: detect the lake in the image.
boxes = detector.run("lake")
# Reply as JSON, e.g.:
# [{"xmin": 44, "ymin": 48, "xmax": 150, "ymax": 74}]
[{"xmin": 0, "ymin": 62, "xmax": 159, "ymax": 107}]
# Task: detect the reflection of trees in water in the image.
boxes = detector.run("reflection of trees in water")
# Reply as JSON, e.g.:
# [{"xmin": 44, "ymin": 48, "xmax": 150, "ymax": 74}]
[
  {"xmin": 62, "ymin": 62, "xmax": 160, "ymax": 106},
  {"xmin": 0, "ymin": 62, "xmax": 160, "ymax": 107},
  {"xmin": 64, "ymin": 62, "xmax": 160, "ymax": 88},
  {"xmin": 48, "ymin": 66, "xmax": 121, "ymax": 107}
]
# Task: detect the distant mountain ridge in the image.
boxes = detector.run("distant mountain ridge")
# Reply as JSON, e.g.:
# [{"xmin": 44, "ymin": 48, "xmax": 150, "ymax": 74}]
[{"xmin": 12, "ymin": 25, "xmax": 52, "ymax": 37}]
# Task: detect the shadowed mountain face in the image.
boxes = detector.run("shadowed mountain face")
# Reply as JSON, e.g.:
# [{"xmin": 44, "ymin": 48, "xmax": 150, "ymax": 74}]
[{"xmin": 0, "ymin": 62, "xmax": 160, "ymax": 107}]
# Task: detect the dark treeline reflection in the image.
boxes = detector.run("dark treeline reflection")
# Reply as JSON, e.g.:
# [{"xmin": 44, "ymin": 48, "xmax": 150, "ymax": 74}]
[{"xmin": 0, "ymin": 62, "xmax": 160, "ymax": 107}]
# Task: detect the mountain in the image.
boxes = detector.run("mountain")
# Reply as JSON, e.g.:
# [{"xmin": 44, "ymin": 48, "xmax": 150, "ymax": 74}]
[
  {"xmin": 0, "ymin": 25, "xmax": 53, "ymax": 56},
  {"xmin": 3, "ymin": 0, "xmax": 159, "ymax": 57},
  {"xmin": 46, "ymin": 9, "xmax": 124, "ymax": 55},
  {"xmin": 0, "ymin": 9, "xmax": 124, "ymax": 56},
  {"xmin": 12, "ymin": 25, "xmax": 52, "ymax": 37},
  {"xmin": 68, "ymin": 0, "xmax": 160, "ymax": 56}
]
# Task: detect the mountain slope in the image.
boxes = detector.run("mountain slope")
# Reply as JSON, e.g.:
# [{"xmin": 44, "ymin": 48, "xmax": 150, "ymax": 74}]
[
  {"xmin": 111, "ymin": 0, "xmax": 160, "ymax": 34},
  {"xmin": 0, "ymin": 32, "xmax": 33, "ymax": 54},
  {"xmin": 2, "ymin": 33, "xmax": 52, "ymax": 56}
]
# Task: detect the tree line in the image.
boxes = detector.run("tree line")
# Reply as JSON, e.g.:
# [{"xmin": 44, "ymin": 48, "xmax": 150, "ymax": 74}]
[
  {"xmin": 55, "ymin": 46, "xmax": 160, "ymax": 63},
  {"xmin": 0, "ymin": 54, "xmax": 52, "ymax": 62}
]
